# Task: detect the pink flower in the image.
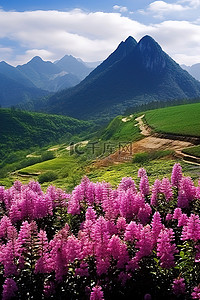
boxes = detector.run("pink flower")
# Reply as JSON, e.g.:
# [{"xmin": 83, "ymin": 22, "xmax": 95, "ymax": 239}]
[
  {"xmin": 90, "ymin": 286, "xmax": 104, "ymax": 300},
  {"xmin": 171, "ymin": 163, "xmax": 182, "ymax": 188},
  {"xmin": 118, "ymin": 177, "xmax": 137, "ymax": 192},
  {"xmin": 161, "ymin": 178, "xmax": 173, "ymax": 202},
  {"xmin": 157, "ymin": 228, "xmax": 178, "ymax": 268},
  {"xmin": 124, "ymin": 221, "xmax": 142, "ymax": 242},
  {"xmin": 178, "ymin": 214, "xmax": 188, "ymax": 227},
  {"xmin": 173, "ymin": 208, "xmax": 182, "ymax": 220},
  {"xmin": 85, "ymin": 206, "xmax": 97, "ymax": 222},
  {"xmin": 191, "ymin": 285, "xmax": 200, "ymax": 299},
  {"xmin": 138, "ymin": 203, "xmax": 152, "ymax": 225},
  {"xmin": 151, "ymin": 212, "xmax": 163, "ymax": 245},
  {"xmin": 2, "ymin": 278, "xmax": 18, "ymax": 300},
  {"xmin": 1, "ymin": 240, "xmax": 18, "ymax": 276},
  {"xmin": 0, "ymin": 216, "xmax": 17, "ymax": 240},
  {"xmin": 35, "ymin": 229, "xmax": 52, "ymax": 274},
  {"xmin": 138, "ymin": 168, "xmax": 147, "ymax": 178},
  {"xmin": 43, "ymin": 281, "xmax": 55, "ymax": 298},
  {"xmin": 75, "ymin": 262, "xmax": 89, "ymax": 277},
  {"xmin": 181, "ymin": 214, "xmax": 200, "ymax": 241},
  {"xmin": 91, "ymin": 216, "xmax": 110, "ymax": 260},
  {"xmin": 180, "ymin": 177, "xmax": 196, "ymax": 202},
  {"xmin": 166, "ymin": 213, "xmax": 173, "ymax": 221},
  {"xmin": 118, "ymin": 271, "xmax": 131, "ymax": 286},
  {"xmin": 139, "ymin": 175, "xmax": 149, "ymax": 196},
  {"xmin": 107, "ymin": 235, "xmax": 129, "ymax": 268},
  {"xmin": 177, "ymin": 190, "xmax": 189, "ymax": 208},
  {"xmin": 150, "ymin": 179, "xmax": 161, "ymax": 206},
  {"xmin": 172, "ymin": 277, "xmax": 186, "ymax": 296},
  {"xmin": 119, "ymin": 190, "xmax": 135, "ymax": 222},
  {"xmin": 195, "ymin": 244, "xmax": 200, "ymax": 263},
  {"xmin": 116, "ymin": 217, "xmax": 127, "ymax": 236},
  {"xmin": 135, "ymin": 225, "xmax": 153, "ymax": 259}
]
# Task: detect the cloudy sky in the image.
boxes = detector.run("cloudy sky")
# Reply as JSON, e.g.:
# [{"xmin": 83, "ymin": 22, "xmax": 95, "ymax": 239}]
[{"xmin": 1, "ymin": 0, "xmax": 200, "ymax": 66}]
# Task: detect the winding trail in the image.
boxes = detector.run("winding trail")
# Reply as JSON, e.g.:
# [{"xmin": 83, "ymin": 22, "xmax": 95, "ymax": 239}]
[{"xmin": 93, "ymin": 115, "xmax": 200, "ymax": 168}]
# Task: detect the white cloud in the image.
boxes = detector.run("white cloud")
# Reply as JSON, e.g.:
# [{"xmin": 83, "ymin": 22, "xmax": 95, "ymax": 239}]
[
  {"xmin": 0, "ymin": 9, "xmax": 146, "ymax": 65},
  {"xmin": 15, "ymin": 49, "xmax": 54, "ymax": 66},
  {"xmin": 113, "ymin": 5, "xmax": 128, "ymax": 13},
  {"xmin": 0, "ymin": 46, "xmax": 13, "ymax": 61},
  {"xmin": 178, "ymin": 0, "xmax": 200, "ymax": 8},
  {"xmin": 0, "ymin": 9, "xmax": 200, "ymax": 66},
  {"xmin": 139, "ymin": 0, "xmax": 200, "ymax": 18}
]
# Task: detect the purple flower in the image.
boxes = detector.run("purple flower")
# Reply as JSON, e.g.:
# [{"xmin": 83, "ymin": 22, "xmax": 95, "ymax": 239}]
[
  {"xmin": 171, "ymin": 163, "xmax": 182, "ymax": 188},
  {"xmin": 191, "ymin": 285, "xmax": 200, "ymax": 299},
  {"xmin": 138, "ymin": 168, "xmax": 147, "ymax": 178},
  {"xmin": 139, "ymin": 175, "xmax": 149, "ymax": 196},
  {"xmin": 118, "ymin": 177, "xmax": 137, "ymax": 192},
  {"xmin": 90, "ymin": 286, "xmax": 104, "ymax": 300},
  {"xmin": 136, "ymin": 225, "xmax": 153, "ymax": 259},
  {"xmin": 172, "ymin": 277, "xmax": 186, "ymax": 296},
  {"xmin": 161, "ymin": 178, "xmax": 173, "ymax": 202},
  {"xmin": 181, "ymin": 214, "xmax": 200, "ymax": 241},
  {"xmin": 150, "ymin": 179, "xmax": 161, "ymax": 206},
  {"xmin": 151, "ymin": 212, "xmax": 163, "ymax": 245},
  {"xmin": 2, "ymin": 278, "xmax": 18, "ymax": 300},
  {"xmin": 157, "ymin": 228, "xmax": 178, "ymax": 268}
]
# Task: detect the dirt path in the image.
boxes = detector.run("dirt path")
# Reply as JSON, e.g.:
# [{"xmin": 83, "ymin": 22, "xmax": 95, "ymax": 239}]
[
  {"xmin": 93, "ymin": 115, "xmax": 197, "ymax": 168},
  {"xmin": 135, "ymin": 115, "xmax": 151, "ymax": 136}
]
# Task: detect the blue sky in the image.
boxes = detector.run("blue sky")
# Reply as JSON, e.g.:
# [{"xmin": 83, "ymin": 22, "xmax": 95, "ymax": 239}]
[{"xmin": 1, "ymin": 0, "xmax": 200, "ymax": 66}]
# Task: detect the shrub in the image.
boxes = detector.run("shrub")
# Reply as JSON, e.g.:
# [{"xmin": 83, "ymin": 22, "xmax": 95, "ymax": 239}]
[{"xmin": 38, "ymin": 171, "xmax": 58, "ymax": 183}]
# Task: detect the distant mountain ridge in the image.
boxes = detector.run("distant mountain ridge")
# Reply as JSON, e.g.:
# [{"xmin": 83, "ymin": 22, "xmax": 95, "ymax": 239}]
[
  {"xmin": 181, "ymin": 63, "xmax": 200, "ymax": 81},
  {"xmin": 0, "ymin": 61, "xmax": 48, "ymax": 108},
  {"xmin": 17, "ymin": 55, "xmax": 92, "ymax": 92},
  {"xmin": 55, "ymin": 55, "xmax": 93, "ymax": 80},
  {"xmin": 43, "ymin": 35, "xmax": 200, "ymax": 121},
  {"xmin": 0, "ymin": 54, "xmax": 94, "ymax": 107}
]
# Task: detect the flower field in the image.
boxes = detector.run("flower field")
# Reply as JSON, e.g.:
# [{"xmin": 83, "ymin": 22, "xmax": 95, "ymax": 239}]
[{"xmin": 0, "ymin": 163, "xmax": 199, "ymax": 299}]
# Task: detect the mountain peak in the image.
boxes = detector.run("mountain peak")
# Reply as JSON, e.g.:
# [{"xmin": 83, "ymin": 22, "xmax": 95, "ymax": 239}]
[
  {"xmin": 125, "ymin": 35, "xmax": 137, "ymax": 44},
  {"xmin": 138, "ymin": 35, "xmax": 161, "ymax": 51},
  {"xmin": 29, "ymin": 56, "xmax": 44, "ymax": 63},
  {"xmin": 137, "ymin": 35, "xmax": 166, "ymax": 72}
]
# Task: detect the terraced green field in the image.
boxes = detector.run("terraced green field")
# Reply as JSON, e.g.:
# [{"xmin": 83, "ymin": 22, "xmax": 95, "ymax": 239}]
[
  {"xmin": 145, "ymin": 102, "xmax": 200, "ymax": 136},
  {"xmin": 182, "ymin": 145, "xmax": 200, "ymax": 157}
]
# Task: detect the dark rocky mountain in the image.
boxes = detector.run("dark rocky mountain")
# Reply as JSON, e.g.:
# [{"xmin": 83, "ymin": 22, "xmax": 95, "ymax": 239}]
[
  {"xmin": 55, "ymin": 55, "xmax": 93, "ymax": 80},
  {"xmin": 44, "ymin": 35, "xmax": 200, "ymax": 121},
  {"xmin": 181, "ymin": 63, "xmax": 200, "ymax": 81}
]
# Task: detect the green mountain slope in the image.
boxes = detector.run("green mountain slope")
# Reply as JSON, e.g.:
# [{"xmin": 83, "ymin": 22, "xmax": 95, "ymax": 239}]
[
  {"xmin": 0, "ymin": 108, "xmax": 92, "ymax": 160},
  {"xmin": 145, "ymin": 102, "xmax": 200, "ymax": 137},
  {"xmin": 0, "ymin": 73, "xmax": 48, "ymax": 107}
]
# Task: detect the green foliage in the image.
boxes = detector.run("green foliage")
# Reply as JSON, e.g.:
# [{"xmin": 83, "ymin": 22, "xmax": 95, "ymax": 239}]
[
  {"xmin": 145, "ymin": 102, "xmax": 200, "ymax": 136},
  {"xmin": 132, "ymin": 150, "xmax": 173, "ymax": 164},
  {"xmin": 38, "ymin": 171, "xmax": 58, "ymax": 184},
  {"xmin": 100, "ymin": 115, "xmax": 141, "ymax": 142},
  {"xmin": 41, "ymin": 151, "xmax": 56, "ymax": 161},
  {"xmin": 182, "ymin": 145, "xmax": 200, "ymax": 157},
  {"xmin": 0, "ymin": 108, "xmax": 93, "ymax": 162}
]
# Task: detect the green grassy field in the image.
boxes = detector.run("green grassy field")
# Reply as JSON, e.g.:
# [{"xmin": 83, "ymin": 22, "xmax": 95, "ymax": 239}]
[
  {"xmin": 182, "ymin": 145, "xmax": 200, "ymax": 157},
  {"xmin": 0, "ymin": 108, "xmax": 92, "ymax": 162},
  {"xmin": 100, "ymin": 115, "xmax": 141, "ymax": 142},
  {"xmin": 145, "ymin": 102, "xmax": 200, "ymax": 136}
]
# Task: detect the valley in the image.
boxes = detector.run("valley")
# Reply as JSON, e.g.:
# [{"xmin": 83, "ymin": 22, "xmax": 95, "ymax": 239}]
[{"xmin": 2, "ymin": 102, "xmax": 200, "ymax": 191}]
